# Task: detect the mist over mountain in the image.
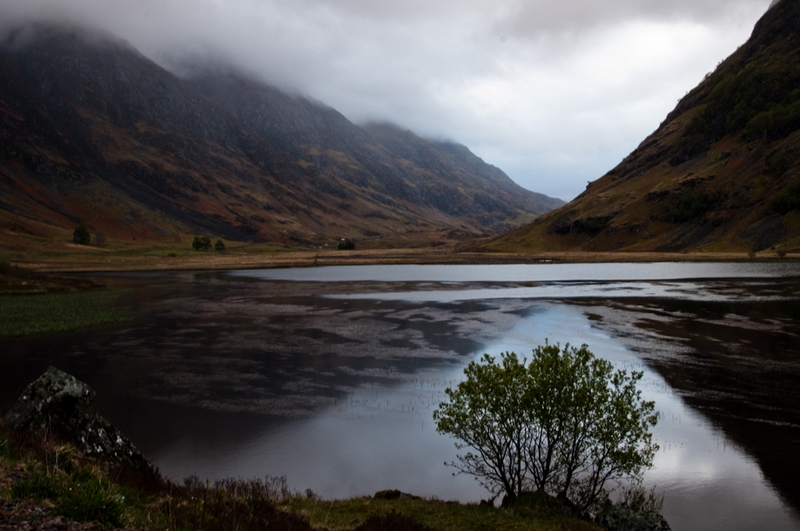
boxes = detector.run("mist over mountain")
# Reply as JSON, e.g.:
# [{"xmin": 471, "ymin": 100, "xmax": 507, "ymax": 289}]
[
  {"xmin": 479, "ymin": 0, "xmax": 800, "ymax": 254},
  {"xmin": 0, "ymin": 24, "xmax": 563, "ymax": 248}
]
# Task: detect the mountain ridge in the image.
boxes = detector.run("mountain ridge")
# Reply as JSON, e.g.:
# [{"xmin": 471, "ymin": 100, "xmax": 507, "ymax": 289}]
[
  {"xmin": 0, "ymin": 24, "xmax": 563, "ymax": 250},
  {"xmin": 478, "ymin": 0, "xmax": 800, "ymax": 255}
]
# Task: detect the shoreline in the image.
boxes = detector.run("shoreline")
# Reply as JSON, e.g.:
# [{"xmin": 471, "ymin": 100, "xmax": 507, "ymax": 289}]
[{"xmin": 7, "ymin": 248, "xmax": 796, "ymax": 274}]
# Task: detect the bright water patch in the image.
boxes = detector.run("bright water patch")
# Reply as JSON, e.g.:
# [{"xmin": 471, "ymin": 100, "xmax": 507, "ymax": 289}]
[{"xmin": 231, "ymin": 262, "xmax": 800, "ymax": 283}]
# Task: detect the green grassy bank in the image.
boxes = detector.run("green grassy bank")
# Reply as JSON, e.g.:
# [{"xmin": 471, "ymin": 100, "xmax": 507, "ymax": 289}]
[
  {"xmin": 0, "ymin": 289, "xmax": 132, "ymax": 337},
  {"xmin": 0, "ymin": 434, "xmax": 600, "ymax": 531}
]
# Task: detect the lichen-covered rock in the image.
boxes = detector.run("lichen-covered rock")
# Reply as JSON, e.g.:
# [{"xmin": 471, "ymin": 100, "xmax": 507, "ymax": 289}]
[
  {"xmin": 2, "ymin": 366, "xmax": 154, "ymax": 478},
  {"xmin": 595, "ymin": 503, "xmax": 671, "ymax": 531}
]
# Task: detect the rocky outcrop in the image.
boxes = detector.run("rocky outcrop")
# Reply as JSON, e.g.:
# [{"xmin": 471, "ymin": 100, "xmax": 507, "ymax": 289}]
[{"xmin": 3, "ymin": 367, "xmax": 155, "ymax": 479}]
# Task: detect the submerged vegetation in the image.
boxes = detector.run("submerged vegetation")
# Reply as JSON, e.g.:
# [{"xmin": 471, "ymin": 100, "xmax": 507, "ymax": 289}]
[{"xmin": 0, "ymin": 289, "xmax": 132, "ymax": 337}]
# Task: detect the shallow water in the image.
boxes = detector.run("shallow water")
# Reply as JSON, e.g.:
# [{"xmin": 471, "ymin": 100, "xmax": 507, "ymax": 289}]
[{"xmin": 2, "ymin": 262, "xmax": 800, "ymax": 531}]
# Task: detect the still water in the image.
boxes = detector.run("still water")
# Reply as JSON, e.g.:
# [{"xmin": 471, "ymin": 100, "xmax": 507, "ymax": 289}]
[{"xmin": 2, "ymin": 262, "xmax": 800, "ymax": 531}]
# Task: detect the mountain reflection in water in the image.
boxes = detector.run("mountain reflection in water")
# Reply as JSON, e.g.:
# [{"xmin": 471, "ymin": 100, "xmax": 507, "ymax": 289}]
[{"xmin": 1, "ymin": 262, "xmax": 799, "ymax": 531}]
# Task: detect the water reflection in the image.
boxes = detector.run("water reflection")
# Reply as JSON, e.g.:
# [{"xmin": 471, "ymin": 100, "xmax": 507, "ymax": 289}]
[{"xmin": 1, "ymin": 263, "xmax": 800, "ymax": 531}]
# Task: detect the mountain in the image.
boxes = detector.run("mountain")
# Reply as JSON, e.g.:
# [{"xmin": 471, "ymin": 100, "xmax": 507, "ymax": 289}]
[
  {"xmin": 0, "ymin": 25, "xmax": 563, "ymax": 250},
  {"xmin": 479, "ymin": 0, "xmax": 800, "ymax": 254}
]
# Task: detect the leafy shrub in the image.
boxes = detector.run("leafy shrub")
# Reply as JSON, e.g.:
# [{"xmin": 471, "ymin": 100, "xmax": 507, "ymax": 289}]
[
  {"xmin": 57, "ymin": 478, "xmax": 124, "ymax": 527},
  {"xmin": 192, "ymin": 236, "xmax": 212, "ymax": 251},
  {"xmin": 765, "ymin": 151, "xmax": 789, "ymax": 177},
  {"xmin": 434, "ymin": 344, "xmax": 658, "ymax": 512},
  {"xmin": 772, "ymin": 181, "xmax": 800, "ymax": 214},
  {"xmin": 11, "ymin": 474, "xmax": 60, "ymax": 500},
  {"xmin": 664, "ymin": 190, "xmax": 724, "ymax": 223},
  {"xmin": 336, "ymin": 238, "xmax": 356, "ymax": 250},
  {"xmin": 574, "ymin": 217, "xmax": 610, "ymax": 235},
  {"xmin": 672, "ymin": 63, "xmax": 800, "ymax": 164},
  {"xmin": 214, "ymin": 239, "xmax": 226, "ymax": 251},
  {"xmin": 11, "ymin": 472, "xmax": 123, "ymax": 527},
  {"xmin": 72, "ymin": 226, "xmax": 91, "ymax": 245}
]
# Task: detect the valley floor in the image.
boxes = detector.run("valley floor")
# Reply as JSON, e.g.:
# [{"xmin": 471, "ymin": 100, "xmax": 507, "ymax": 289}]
[{"xmin": 3, "ymin": 246, "xmax": 794, "ymax": 275}]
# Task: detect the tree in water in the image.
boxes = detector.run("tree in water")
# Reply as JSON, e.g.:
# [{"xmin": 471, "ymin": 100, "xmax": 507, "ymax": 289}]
[{"xmin": 434, "ymin": 342, "xmax": 658, "ymax": 513}]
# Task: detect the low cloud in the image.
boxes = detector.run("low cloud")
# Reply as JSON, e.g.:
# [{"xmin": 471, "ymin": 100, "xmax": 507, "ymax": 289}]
[{"xmin": 0, "ymin": 0, "xmax": 773, "ymax": 200}]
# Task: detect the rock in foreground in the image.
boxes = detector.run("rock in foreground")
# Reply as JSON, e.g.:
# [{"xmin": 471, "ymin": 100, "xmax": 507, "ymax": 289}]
[{"xmin": 3, "ymin": 367, "xmax": 155, "ymax": 479}]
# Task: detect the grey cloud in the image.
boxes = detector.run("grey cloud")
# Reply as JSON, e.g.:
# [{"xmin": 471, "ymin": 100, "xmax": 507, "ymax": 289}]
[{"xmin": 0, "ymin": 0, "xmax": 775, "ymax": 201}]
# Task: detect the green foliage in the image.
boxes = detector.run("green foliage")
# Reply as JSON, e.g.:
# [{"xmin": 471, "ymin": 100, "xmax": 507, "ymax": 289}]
[
  {"xmin": 162, "ymin": 475, "xmax": 312, "ymax": 531},
  {"xmin": 57, "ymin": 477, "xmax": 124, "ymax": 527},
  {"xmin": 434, "ymin": 343, "xmax": 658, "ymax": 513},
  {"xmin": 11, "ymin": 474, "xmax": 61, "ymax": 500},
  {"xmin": 434, "ymin": 352, "xmax": 531, "ymax": 501},
  {"xmin": 192, "ymin": 236, "xmax": 212, "ymax": 251},
  {"xmin": 675, "ymin": 64, "xmax": 800, "ymax": 161},
  {"xmin": 746, "ymin": 97, "xmax": 800, "ymax": 140},
  {"xmin": 0, "ymin": 290, "xmax": 132, "ymax": 337},
  {"xmin": 72, "ymin": 226, "xmax": 91, "ymax": 245},
  {"xmin": 10, "ymin": 471, "xmax": 123, "ymax": 527},
  {"xmin": 336, "ymin": 238, "xmax": 356, "ymax": 250},
  {"xmin": 353, "ymin": 510, "xmax": 433, "ymax": 531},
  {"xmin": 618, "ymin": 479, "xmax": 664, "ymax": 515},
  {"xmin": 574, "ymin": 217, "xmax": 610, "ymax": 236},
  {"xmin": 214, "ymin": 239, "xmax": 226, "ymax": 252},
  {"xmin": 282, "ymin": 494, "xmax": 600, "ymax": 531},
  {"xmin": 772, "ymin": 180, "xmax": 800, "ymax": 214},
  {"xmin": 765, "ymin": 151, "xmax": 789, "ymax": 177},
  {"xmin": 664, "ymin": 190, "xmax": 724, "ymax": 223}
]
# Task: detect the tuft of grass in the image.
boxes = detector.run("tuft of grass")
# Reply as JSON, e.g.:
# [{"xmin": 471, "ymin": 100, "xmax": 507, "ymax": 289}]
[
  {"xmin": 0, "ymin": 289, "xmax": 132, "ymax": 337},
  {"xmin": 281, "ymin": 495, "xmax": 601, "ymax": 531},
  {"xmin": 57, "ymin": 476, "xmax": 124, "ymax": 527}
]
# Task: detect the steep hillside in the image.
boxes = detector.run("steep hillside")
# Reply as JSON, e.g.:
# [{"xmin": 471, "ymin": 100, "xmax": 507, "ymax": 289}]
[
  {"xmin": 0, "ymin": 25, "xmax": 562, "ymax": 251},
  {"xmin": 480, "ymin": 0, "xmax": 800, "ymax": 254}
]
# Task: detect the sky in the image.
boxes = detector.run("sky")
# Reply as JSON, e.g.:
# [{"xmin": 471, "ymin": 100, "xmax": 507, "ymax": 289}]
[{"xmin": 0, "ymin": 0, "xmax": 776, "ymax": 201}]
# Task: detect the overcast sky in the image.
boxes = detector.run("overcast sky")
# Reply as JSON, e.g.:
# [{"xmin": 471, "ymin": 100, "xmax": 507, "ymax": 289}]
[{"xmin": 1, "ymin": 0, "xmax": 775, "ymax": 200}]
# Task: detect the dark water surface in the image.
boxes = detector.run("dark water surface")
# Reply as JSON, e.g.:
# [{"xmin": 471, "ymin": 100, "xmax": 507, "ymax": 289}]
[{"xmin": 2, "ymin": 262, "xmax": 800, "ymax": 531}]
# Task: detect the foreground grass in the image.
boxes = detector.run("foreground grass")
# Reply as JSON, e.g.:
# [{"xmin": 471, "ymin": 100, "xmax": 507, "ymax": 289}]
[
  {"xmin": 281, "ymin": 496, "xmax": 600, "ymax": 531},
  {"xmin": 0, "ymin": 435, "xmax": 600, "ymax": 531},
  {"xmin": 0, "ymin": 289, "xmax": 132, "ymax": 337}
]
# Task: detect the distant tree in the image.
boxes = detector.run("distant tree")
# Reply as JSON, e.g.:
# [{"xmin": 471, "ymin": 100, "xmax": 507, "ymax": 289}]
[
  {"xmin": 215, "ymin": 239, "xmax": 226, "ymax": 252},
  {"xmin": 192, "ymin": 236, "xmax": 212, "ymax": 251},
  {"xmin": 72, "ymin": 226, "xmax": 91, "ymax": 245},
  {"xmin": 777, "ymin": 249, "xmax": 788, "ymax": 259},
  {"xmin": 336, "ymin": 238, "xmax": 355, "ymax": 250},
  {"xmin": 434, "ymin": 343, "xmax": 658, "ymax": 512}
]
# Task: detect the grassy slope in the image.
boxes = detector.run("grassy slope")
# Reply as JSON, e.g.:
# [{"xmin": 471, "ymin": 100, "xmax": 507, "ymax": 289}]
[{"xmin": 478, "ymin": 0, "xmax": 800, "ymax": 254}]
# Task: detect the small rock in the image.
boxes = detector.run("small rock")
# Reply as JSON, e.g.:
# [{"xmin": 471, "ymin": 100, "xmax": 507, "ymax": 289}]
[{"xmin": 373, "ymin": 489, "xmax": 420, "ymax": 500}]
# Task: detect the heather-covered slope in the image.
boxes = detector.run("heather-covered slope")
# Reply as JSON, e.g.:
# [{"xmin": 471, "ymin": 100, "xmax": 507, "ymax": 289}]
[
  {"xmin": 0, "ymin": 26, "xmax": 562, "ymax": 250},
  {"xmin": 479, "ymin": 0, "xmax": 800, "ymax": 254}
]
